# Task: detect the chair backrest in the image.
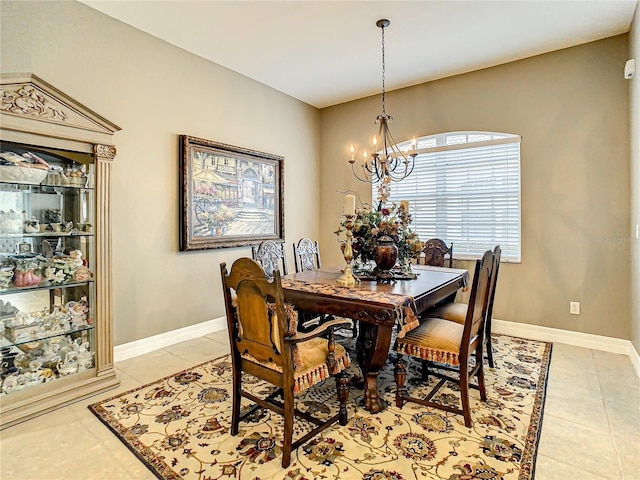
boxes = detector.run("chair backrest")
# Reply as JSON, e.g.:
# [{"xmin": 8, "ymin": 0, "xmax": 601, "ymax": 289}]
[
  {"xmin": 293, "ymin": 238, "xmax": 321, "ymax": 273},
  {"xmin": 252, "ymin": 240, "xmax": 288, "ymax": 278},
  {"xmin": 422, "ymin": 238, "xmax": 453, "ymax": 268},
  {"xmin": 485, "ymin": 245, "xmax": 501, "ymax": 323},
  {"xmin": 220, "ymin": 258, "xmax": 290, "ymax": 370},
  {"xmin": 460, "ymin": 249, "xmax": 494, "ymax": 354}
]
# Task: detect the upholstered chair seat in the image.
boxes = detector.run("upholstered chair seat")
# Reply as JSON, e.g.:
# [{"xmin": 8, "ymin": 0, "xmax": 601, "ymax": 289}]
[
  {"xmin": 241, "ymin": 337, "xmax": 350, "ymax": 393},
  {"xmin": 396, "ymin": 317, "xmax": 464, "ymax": 366}
]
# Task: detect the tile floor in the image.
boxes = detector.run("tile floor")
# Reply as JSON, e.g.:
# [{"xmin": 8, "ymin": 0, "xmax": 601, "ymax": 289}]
[{"xmin": 1, "ymin": 331, "xmax": 639, "ymax": 479}]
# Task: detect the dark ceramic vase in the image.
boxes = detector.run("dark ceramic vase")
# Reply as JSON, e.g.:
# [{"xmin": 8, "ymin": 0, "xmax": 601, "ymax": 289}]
[{"xmin": 374, "ymin": 235, "xmax": 398, "ymax": 272}]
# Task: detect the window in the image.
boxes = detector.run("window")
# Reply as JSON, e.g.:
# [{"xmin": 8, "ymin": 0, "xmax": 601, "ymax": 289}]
[{"xmin": 374, "ymin": 131, "xmax": 521, "ymax": 262}]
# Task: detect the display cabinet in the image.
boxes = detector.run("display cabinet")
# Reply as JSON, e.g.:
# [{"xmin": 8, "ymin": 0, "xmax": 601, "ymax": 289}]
[{"xmin": 0, "ymin": 73, "xmax": 120, "ymax": 428}]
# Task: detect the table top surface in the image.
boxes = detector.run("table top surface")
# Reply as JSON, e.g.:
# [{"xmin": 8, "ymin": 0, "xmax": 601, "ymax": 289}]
[
  {"xmin": 281, "ymin": 264, "xmax": 469, "ymax": 334},
  {"xmin": 282, "ymin": 265, "xmax": 468, "ymax": 300}
]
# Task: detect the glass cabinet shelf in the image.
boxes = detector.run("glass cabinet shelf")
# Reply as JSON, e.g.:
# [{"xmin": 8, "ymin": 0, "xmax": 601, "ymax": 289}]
[
  {"xmin": 0, "ymin": 280, "xmax": 94, "ymax": 295},
  {"xmin": 0, "ymin": 184, "xmax": 94, "ymax": 193},
  {"xmin": 1, "ymin": 324, "xmax": 94, "ymax": 349}
]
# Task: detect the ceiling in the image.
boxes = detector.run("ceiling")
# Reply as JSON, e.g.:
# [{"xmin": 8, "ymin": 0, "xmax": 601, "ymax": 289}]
[{"xmin": 81, "ymin": 0, "xmax": 637, "ymax": 109}]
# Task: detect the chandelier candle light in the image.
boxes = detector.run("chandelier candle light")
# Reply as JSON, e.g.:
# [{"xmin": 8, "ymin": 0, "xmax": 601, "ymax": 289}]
[
  {"xmin": 348, "ymin": 19, "xmax": 417, "ymax": 184},
  {"xmin": 337, "ymin": 194, "xmax": 359, "ymax": 286}
]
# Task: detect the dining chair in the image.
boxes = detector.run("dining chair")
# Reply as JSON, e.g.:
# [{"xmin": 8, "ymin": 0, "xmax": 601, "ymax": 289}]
[
  {"xmin": 419, "ymin": 238, "xmax": 453, "ymax": 268},
  {"xmin": 427, "ymin": 245, "xmax": 501, "ymax": 367},
  {"xmin": 292, "ymin": 237, "xmax": 358, "ymax": 337},
  {"xmin": 220, "ymin": 258, "xmax": 351, "ymax": 468},
  {"xmin": 292, "ymin": 237, "xmax": 321, "ymax": 273},
  {"xmin": 393, "ymin": 249, "xmax": 494, "ymax": 428},
  {"xmin": 252, "ymin": 240, "xmax": 287, "ymax": 277}
]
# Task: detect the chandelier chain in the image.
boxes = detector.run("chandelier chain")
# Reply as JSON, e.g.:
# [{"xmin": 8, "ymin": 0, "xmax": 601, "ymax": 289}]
[{"xmin": 381, "ymin": 22, "xmax": 386, "ymax": 115}]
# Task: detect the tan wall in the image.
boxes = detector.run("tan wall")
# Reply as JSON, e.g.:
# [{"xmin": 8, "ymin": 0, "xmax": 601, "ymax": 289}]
[
  {"xmin": 0, "ymin": 1, "xmax": 321, "ymax": 345},
  {"xmin": 630, "ymin": 6, "xmax": 640, "ymax": 353},
  {"xmin": 320, "ymin": 35, "xmax": 631, "ymax": 339},
  {"xmin": 2, "ymin": 1, "xmax": 633, "ymax": 345}
]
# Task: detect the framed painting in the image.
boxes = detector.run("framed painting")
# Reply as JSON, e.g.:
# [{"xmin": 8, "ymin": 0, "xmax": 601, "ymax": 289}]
[{"xmin": 179, "ymin": 135, "xmax": 284, "ymax": 251}]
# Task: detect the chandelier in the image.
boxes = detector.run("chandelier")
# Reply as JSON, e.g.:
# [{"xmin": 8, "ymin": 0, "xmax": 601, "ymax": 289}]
[{"xmin": 349, "ymin": 19, "xmax": 417, "ymax": 184}]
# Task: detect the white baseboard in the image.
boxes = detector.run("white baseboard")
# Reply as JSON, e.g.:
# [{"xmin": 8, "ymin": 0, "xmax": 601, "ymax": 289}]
[
  {"xmin": 114, "ymin": 317, "xmax": 226, "ymax": 363},
  {"xmin": 114, "ymin": 316, "xmax": 640, "ymax": 379},
  {"xmin": 493, "ymin": 319, "xmax": 640, "ymax": 378}
]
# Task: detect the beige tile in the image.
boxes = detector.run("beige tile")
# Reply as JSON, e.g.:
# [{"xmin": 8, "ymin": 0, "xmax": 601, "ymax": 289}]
[
  {"xmin": 204, "ymin": 328, "xmax": 230, "ymax": 347},
  {"xmin": 593, "ymin": 350, "xmax": 640, "ymax": 379},
  {"xmin": 0, "ymin": 409, "xmax": 126, "ymax": 479},
  {"xmin": 0, "ymin": 402, "xmax": 80, "ymax": 442},
  {"xmin": 605, "ymin": 399, "xmax": 640, "ymax": 439},
  {"xmin": 544, "ymin": 397, "xmax": 610, "ymax": 431},
  {"xmin": 550, "ymin": 343, "xmax": 597, "ymax": 375},
  {"xmin": 163, "ymin": 336, "xmax": 227, "ymax": 365},
  {"xmin": 544, "ymin": 382, "xmax": 609, "ymax": 430},
  {"xmin": 114, "ymin": 348, "xmax": 193, "ymax": 385},
  {"xmin": 547, "ymin": 366, "xmax": 602, "ymax": 395},
  {"xmin": 535, "ymin": 454, "xmax": 612, "ymax": 480},
  {"xmin": 613, "ymin": 432, "xmax": 640, "ymax": 480},
  {"xmin": 538, "ymin": 414, "xmax": 622, "ymax": 479},
  {"xmin": 598, "ymin": 376, "xmax": 640, "ymax": 409}
]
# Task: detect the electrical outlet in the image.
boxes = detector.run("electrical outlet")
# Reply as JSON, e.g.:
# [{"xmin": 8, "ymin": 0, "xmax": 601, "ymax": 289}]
[{"xmin": 570, "ymin": 301, "xmax": 580, "ymax": 315}]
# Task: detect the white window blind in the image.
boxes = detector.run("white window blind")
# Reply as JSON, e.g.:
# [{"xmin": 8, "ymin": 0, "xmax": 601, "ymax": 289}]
[{"xmin": 374, "ymin": 132, "xmax": 521, "ymax": 262}]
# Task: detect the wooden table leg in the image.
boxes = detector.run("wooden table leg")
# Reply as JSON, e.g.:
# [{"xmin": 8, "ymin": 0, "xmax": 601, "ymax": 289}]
[{"xmin": 356, "ymin": 322, "xmax": 393, "ymax": 413}]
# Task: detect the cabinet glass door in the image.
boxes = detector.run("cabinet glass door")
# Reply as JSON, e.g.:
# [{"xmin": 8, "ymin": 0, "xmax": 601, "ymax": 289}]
[{"xmin": 0, "ymin": 142, "xmax": 96, "ymax": 395}]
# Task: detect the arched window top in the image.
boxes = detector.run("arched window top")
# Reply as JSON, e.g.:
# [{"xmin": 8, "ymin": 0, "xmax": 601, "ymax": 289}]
[{"xmin": 396, "ymin": 131, "xmax": 520, "ymax": 153}]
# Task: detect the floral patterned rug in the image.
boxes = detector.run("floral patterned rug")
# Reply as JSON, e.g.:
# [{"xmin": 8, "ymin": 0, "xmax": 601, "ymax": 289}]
[{"xmin": 89, "ymin": 334, "xmax": 551, "ymax": 480}]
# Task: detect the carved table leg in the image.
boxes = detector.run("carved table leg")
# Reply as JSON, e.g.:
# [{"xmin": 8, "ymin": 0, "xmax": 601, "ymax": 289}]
[{"xmin": 356, "ymin": 322, "xmax": 393, "ymax": 413}]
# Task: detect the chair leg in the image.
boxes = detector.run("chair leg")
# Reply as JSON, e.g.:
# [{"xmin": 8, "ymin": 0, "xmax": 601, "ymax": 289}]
[
  {"xmin": 337, "ymin": 371, "xmax": 350, "ymax": 425},
  {"xmin": 420, "ymin": 359, "xmax": 431, "ymax": 382},
  {"xmin": 459, "ymin": 360, "xmax": 472, "ymax": 428},
  {"xmin": 394, "ymin": 355, "xmax": 407, "ymax": 408},
  {"xmin": 282, "ymin": 390, "xmax": 294, "ymax": 468},
  {"xmin": 485, "ymin": 322, "xmax": 495, "ymax": 368},
  {"xmin": 476, "ymin": 348, "xmax": 487, "ymax": 401},
  {"xmin": 230, "ymin": 369, "xmax": 241, "ymax": 436}
]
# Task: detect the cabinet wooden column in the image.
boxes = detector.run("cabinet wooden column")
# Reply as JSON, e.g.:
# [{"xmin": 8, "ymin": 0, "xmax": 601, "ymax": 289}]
[{"xmin": 94, "ymin": 144, "xmax": 115, "ymax": 377}]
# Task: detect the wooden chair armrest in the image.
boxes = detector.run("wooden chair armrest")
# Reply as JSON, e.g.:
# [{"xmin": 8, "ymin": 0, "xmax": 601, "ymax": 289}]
[{"xmin": 285, "ymin": 318, "xmax": 352, "ymax": 344}]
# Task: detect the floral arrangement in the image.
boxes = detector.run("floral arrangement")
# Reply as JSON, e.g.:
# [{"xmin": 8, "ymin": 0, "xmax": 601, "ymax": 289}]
[
  {"xmin": 336, "ymin": 178, "xmax": 424, "ymax": 273},
  {"xmin": 196, "ymin": 204, "xmax": 235, "ymax": 233}
]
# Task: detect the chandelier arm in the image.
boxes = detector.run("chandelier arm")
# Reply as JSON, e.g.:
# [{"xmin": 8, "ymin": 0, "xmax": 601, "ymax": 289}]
[
  {"xmin": 351, "ymin": 162, "xmax": 375, "ymax": 183},
  {"xmin": 386, "ymin": 129, "xmax": 414, "ymax": 172},
  {"xmin": 372, "ymin": 154, "xmax": 384, "ymax": 180}
]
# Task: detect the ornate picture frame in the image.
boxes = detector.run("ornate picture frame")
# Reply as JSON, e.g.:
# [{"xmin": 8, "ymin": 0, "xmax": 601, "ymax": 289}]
[{"xmin": 179, "ymin": 135, "xmax": 284, "ymax": 251}]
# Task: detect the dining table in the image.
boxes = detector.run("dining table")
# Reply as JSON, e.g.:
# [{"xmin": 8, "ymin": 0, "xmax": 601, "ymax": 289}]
[{"xmin": 281, "ymin": 264, "xmax": 469, "ymax": 413}]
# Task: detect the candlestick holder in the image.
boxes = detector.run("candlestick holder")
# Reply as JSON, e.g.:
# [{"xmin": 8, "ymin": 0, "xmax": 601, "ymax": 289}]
[{"xmin": 337, "ymin": 214, "xmax": 360, "ymax": 287}]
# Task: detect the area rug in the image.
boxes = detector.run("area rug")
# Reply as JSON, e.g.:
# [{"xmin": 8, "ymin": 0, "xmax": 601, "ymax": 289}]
[{"xmin": 89, "ymin": 334, "xmax": 552, "ymax": 480}]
